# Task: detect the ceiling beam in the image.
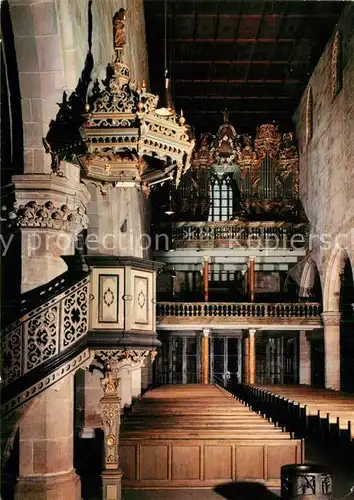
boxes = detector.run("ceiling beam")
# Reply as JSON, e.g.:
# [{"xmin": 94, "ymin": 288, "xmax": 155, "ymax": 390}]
[
  {"xmin": 243, "ymin": 0, "xmax": 265, "ymax": 82},
  {"xmin": 261, "ymin": 1, "xmax": 289, "ymax": 88}
]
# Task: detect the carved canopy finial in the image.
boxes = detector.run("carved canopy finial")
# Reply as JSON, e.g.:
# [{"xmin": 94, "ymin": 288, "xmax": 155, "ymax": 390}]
[{"xmin": 223, "ymin": 108, "xmax": 229, "ymax": 123}]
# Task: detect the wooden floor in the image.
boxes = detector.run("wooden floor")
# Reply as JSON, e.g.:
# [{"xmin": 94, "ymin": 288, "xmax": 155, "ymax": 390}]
[{"xmin": 120, "ymin": 384, "xmax": 303, "ymax": 489}]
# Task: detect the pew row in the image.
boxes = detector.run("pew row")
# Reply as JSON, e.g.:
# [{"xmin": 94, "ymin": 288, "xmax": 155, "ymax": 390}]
[
  {"xmin": 237, "ymin": 384, "xmax": 354, "ymax": 444},
  {"xmin": 120, "ymin": 384, "xmax": 304, "ymax": 488}
]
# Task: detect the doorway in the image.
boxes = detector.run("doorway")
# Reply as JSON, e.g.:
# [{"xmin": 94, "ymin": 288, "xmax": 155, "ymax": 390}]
[{"xmin": 210, "ymin": 336, "xmax": 242, "ymax": 386}]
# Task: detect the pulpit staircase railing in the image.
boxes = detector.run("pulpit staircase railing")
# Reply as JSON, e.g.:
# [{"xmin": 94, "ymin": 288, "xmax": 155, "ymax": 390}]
[
  {"xmin": 0, "ymin": 270, "xmax": 91, "ymax": 418},
  {"xmin": 0, "ymin": 270, "xmax": 93, "ymax": 466}
]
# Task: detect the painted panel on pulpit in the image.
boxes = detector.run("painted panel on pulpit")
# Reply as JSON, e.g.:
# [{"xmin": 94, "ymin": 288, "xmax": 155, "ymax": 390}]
[
  {"xmin": 90, "ymin": 268, "xmax": 124, "ymax": 330},
  {"xmin": 133, "ymin": 275, "xmax": 149, "ymax": 325},
  {"xmin": 130, "ymin": 269, "xmax": 154, "ymax": 331},
  {"xmin": 99, "ymin": 275, "xmax": 119, "ymax": 323}
]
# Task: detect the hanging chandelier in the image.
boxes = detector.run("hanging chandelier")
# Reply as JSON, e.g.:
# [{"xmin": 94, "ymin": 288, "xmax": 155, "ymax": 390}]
[
  {"xmin": 43, "ymin": 9, "xmax": 195, "ymax": 192},
  {"xmin": 155, "ymin": 0, "xmax": 175, "ymax": 118}
]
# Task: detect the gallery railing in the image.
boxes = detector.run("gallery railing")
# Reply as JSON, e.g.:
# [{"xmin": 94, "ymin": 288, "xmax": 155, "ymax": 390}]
[
  {"xmin": 157, "ymin": 302, "xmax": 322, "ymax": 320},
  {"xmin": 154, "ymin": 221, "xmax": 310, "ymax": 250}
]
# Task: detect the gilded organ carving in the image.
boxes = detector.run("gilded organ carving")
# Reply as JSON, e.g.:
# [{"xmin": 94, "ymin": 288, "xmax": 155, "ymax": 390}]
[{"xmin": 176, "ymin": 117, "xmax": 301, "ymax": 222}]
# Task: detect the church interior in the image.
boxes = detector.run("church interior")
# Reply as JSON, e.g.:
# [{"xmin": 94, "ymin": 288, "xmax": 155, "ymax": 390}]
[{"xmin": 0, "ymin": 0, "xmax": 354, "ymax": 499}]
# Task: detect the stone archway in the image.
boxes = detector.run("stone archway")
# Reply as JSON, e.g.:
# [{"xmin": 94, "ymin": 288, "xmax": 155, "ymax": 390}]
[
  {"xmin": 322, "ymin": 244, "xmax": 352, "ymax": 390},
  {"xmin": 299, "ymin": 257, "xmax": 325, "ymax": 387},
  {"xmin": 300, "ymin": 257, "xmax": 323, "ymax": 301},
  {"xmin": 339, "ymin": 257, "xmax": 354, "ymax": 392},
  {"xmin": 323, "ymin": 245, "xmax": 349, "ymax": 312}
]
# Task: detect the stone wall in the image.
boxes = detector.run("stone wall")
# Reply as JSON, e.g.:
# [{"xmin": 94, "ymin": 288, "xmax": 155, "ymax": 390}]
[
  {"xmin": 294, "ymin": 4, "xmax": 354, "ymax": 284},
  {"xmin": 86, "ymin": 184, "xmax": 150, "ymax": 259}
]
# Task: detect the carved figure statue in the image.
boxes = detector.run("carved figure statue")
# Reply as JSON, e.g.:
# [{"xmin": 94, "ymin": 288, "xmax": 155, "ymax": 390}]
[
  {"xmin": 244, "ymin": 134, "xmax": 252, "ymax": 148},
  {"xmin": 280, "ymin": 132, "xmax": 298, "ymax": 160},
  {"xmin": 200, "ymin": 134, "xmax": 208, "ymax": 149},
  {"xmin": 113, "ymin": 9, "xmax": 126, "ymax": 51},
  {"xmin": 223, "ymin": 109, "xmax": 229, "ymax": 123},
  {"xmin": 242, "ymin": 134, "xmax": 255, "ymax": 158},
  {"xmin": 282, "ymin": 132, "xmax": 293, "ymax": 149}
]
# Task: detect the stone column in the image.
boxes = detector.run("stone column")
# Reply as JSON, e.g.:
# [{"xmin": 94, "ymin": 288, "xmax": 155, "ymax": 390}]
[
  {"xmin": 201, "ymin": 328, "xmax": 210, "ymax": 384},
  {"xmin": 118, "ymin": 369, "xmax": 132, "ymax": 409},
  {"xmin": 15, "ymin": 376, "xmax": 80, "ymax": 500},
  {"xmin": 131, "ymin": 367, "xmax": 142, "ymax": 400},
  {"xmin": 5, "ymin": 169, "xmax": 90, "ymax": 293},
  {"xmin": 75, "ymin": 369, "xmax": 102, "ymax": 439},
  {"xmin": 322, "ymin": 311, "xmax": 341, "ymax": 391},
  {"xmin": 141, "ymin": 363, "xmax": 149, "ymax": 390},
  {"xmin": 244, "ymin": 335, "xmax": 250, "ymax": 384},
  {"xmin": 100, "ymin": 367, "xmax": 123, "ymax": 500},
  {"xmin": 249, "ymin": 329, "xmax": 257, "ymax": 385},
  {"xmin": 299, "ymin": 330, "xmax": 311, "ymax": 385},
  {"xmin": 85, "ymin": 184, "xmax": 147, "ymax": 259}
]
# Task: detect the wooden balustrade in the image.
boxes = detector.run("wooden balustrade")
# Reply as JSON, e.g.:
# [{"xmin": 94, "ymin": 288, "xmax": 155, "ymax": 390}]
[
  {"xmin": 157, "ymin": 302, "xmax": 322, "ymax": 319},
  {"xmin": 167, "ymin": 221, "xmax": 310, "ymax": 249}
]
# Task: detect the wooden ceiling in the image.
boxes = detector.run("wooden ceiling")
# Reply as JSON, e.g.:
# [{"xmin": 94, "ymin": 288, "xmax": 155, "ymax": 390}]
[{"xmin": 144, "ymin": 0, "xmax": 347, "ymax": 135}]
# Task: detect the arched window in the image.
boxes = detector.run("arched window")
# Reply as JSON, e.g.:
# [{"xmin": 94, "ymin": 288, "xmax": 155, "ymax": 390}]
[
  {"xmin": 306, "ymin": 86, "xmax": 313, "ymax": 145},
  {"xmin": 331, "ymin": 30, "xmax": 343, "ymax": 101},
  {"xmin": 208, "ymin": 174, "xmax": 233, "ymax": 221}
]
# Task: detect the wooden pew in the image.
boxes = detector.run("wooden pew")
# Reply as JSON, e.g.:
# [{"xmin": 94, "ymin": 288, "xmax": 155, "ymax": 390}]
[
  {"xmin": 239, "ymin": 384, "xmax": 354, "ymax": 445},
  {"xmin": 120, "ymin": 384, "xmax": 303, "ymax": 489}
]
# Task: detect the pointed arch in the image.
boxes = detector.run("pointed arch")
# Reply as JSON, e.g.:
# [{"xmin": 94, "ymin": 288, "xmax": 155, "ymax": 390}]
[
  {"xmin": 300, "ymin": 257, "xmax": 323, "ymax": 301},
  {"xmin": 323, "ymin": 245, "xmax": 349, "ymax": 312}
]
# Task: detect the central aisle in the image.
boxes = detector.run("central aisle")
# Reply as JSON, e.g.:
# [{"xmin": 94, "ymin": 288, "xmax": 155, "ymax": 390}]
[{"xmin": 120, "ymin": 384, "xmax": 303, "ymax": 489}]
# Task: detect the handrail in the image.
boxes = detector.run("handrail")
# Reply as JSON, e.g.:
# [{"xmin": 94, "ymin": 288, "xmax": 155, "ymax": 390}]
[
  {"xmin": 1, "ymin": 274, "xmax": 90, "ymax": 404},
  {"xmin": 157, "ymin": 301, "xmax": 322, "ymax": 318},
  {"xmin": 0, "ymin": 269, "xmax": 90, "ymax": 330}
]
